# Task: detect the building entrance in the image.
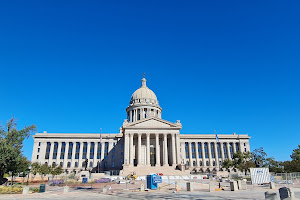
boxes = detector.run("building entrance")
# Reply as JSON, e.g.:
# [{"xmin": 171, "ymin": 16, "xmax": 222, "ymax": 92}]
[{"xmin": 150, "ymin": 147, "xmax": 156, "ymax": 166}]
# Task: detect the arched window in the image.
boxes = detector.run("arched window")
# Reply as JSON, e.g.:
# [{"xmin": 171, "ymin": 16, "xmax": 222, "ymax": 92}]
[
  {"xmin": 75, "ymin": 162, "xmax": 78, "ymax": 168},
  {"xmin": 193, "ymin": 161, "xmax": 196, "ymax": 166},
  {"xmin": 200, "ymin": 161, "xmax": 202, "ymax": 166},
  {"xmin": 60, "ymin": 162, "xmax": 63, "ymax": 167},
  {"xmin": 213, "ymin": 161, "xmax": 216, "ymax": 166},
  {"xmin": 52, "ymin": 162, "xmax": 56, "ymax": 167},
  {"xmin": 206, "ymin": 161, "xmax": 209, "ymax": 166},
  {"xmin": 67, "ymin": 162, "xmax": 71, "ymax": 168}
]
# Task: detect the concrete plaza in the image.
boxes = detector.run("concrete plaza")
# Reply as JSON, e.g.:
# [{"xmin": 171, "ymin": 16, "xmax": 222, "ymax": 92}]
[{"xmin": 1, "ymin": 183, "xmax": 300, "ymax": 200}]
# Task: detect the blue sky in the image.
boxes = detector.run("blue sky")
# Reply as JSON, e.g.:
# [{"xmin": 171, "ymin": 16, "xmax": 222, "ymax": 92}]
[{"xmin": 0, "ymin": 1, "xmax": 299, "ymax": 161}]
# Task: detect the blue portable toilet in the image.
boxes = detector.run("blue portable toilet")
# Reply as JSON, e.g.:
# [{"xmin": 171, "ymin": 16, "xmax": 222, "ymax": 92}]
[{"xmin": 147, "ymin": 174, "xmax": 158, "ymax": 189}]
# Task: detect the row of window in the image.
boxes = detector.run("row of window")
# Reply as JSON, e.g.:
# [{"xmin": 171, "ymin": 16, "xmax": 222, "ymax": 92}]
[
  {"xmin": 44, "ymin": 142, "xmax": 119, "ymax": 160},
  {"xmin": 46, "ymin": 159, "xmax": 124, "ymax": 169},
  {"xmin": 186, "ymin": 160, "xmax": 222, "ymax": 166},
  {"xmin": 185, "ymin": 142, "xmax": 246, "ymax": 160}
]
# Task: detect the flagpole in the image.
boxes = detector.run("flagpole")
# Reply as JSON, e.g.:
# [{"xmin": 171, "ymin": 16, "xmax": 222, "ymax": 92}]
[{"xmin": 98, "ymin": 128, "xmax": 102, "ymax": 173}]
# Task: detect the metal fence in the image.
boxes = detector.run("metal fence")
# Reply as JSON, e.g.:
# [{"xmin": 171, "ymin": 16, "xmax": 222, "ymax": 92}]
[{"xmin": 273, "ymin": 172, "xmax": 300, "ymax": 184}]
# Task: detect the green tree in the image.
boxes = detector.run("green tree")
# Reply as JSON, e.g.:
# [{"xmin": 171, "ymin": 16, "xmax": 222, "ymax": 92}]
[
  {"xmin": 232, "ymin": 151, "xmax": 255, "ymax": 175},
  {"xmin": 251, "ymin": 147, "xmax": 268, "ymax": 167},
  {"xmin": 38, "ymin": 163, "xmax": 50, "ymax": 181},
  {"xmin": 221, "ymin": 159, "xmax": 232, "ymax": 170},
  {"xmin": 266, "ymin": 157, "xmax": 284, "ymax": 173},
  {"xmin": 50, "ymin": 165, "xmax": 63, "ymax": 182},
  {"xmin": 31, "ymin": 162, "xmax": 41, "ymax": 181},
  {"xmin": 291, "ymin": 145, "xmax": 300, "ymax": 161},
  {"xmin": 0, "ymin": 117, "xmax": 36, "ymax": 184}
]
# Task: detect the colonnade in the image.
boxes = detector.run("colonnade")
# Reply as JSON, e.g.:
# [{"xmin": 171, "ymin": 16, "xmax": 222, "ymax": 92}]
[
  {"xmin": 184, "ymin": 141, "xmax": 248, "ymax": 168},
  {"xmin": 123, "ymin": 133, "xmax": 180, "ymax": 167},
  {"xmin": 42, "ymin": 141, "xmax": 113, "ymax": 169}
]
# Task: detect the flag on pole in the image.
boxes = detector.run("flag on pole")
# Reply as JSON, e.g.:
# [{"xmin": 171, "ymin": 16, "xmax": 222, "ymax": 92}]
[{"xmin": 215, "ymin": 130, "xmax": 219, "ymax": 142}]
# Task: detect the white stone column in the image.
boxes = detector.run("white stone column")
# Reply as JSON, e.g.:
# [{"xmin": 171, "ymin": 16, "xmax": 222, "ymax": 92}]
[
  {"xmin": 78, "ymin": 142, "xmax": 84, "ymax": 169},
  {"xmin": 129, "ymin": 133, "xmax": 134, "ymax": 165},
  {"xmin": 176, "ymin": 134, "xmax": 181, "ymax": 164},
  {"xmin": 171, "ymin": 133, "xmax": 176, "ymax": 166},
  {"xmin": 233, "ymin": 142, "xmax": 237, "ymax": 153},
  {"xmin": 214, "ymin": 142, "xmax": 219, "ymax": 168},
  {"xmin": 48, "ymin": 142, "xmax": 54, "ymax": 166},
  {"xmin": 208, "ymin": 142, "xmax": 212, "ymax": 167},
  {"xmin": 195, "ymin": 142, "xmax": 199, "ymax": 167},
  {"xmin": 130, "ymin": 110, "xmax": 132, "ymax": 122},
  {"xmin": 239, "ymin": 141, "xmax": 243, "ymax": 153},
  {"xmin": 63, "ymin": 142, "xmax": 69, "ymax": 168},
  {"xmin": 155, "ymin": 133, "xmax": 160, "ymax": 166},
  {"xmin": 93, "ymin": 142, "xmax": 98, "ymax": 167},
  {"xmin": 124, "ymin": 133, "xmax": 129, "ymax": 165},
  {"xmin": 227, "ymin": 142, "xmax": 231, "ymax": 160},
  {"xmin": 40, "ymin": 142, "xmax": 47, "ymax": 164},
  {"xmin": 87, "ymin": 142, "xmax": 91, "ymax": 166},
  {"xmin": 201, "ymin": 142, "xmax": 206, "ymax": 167},
  {"xmin": 146, "ymin": 134, "xmax": 150, "ymax": 166},
  {"xmin": 71, "ymin": 142, "xmax": 76, "ymax": 168},
  {"xmin": 163, "ymin": 134, "xmax": 168, "ymax": 166},
  {"xmin": 137, "ymin": 133, "xmax": 142, "ymax": 166},
  {"xmin": 220, "ymin": 142, "xmax": 225, "ymax": 161},
  {"xmin": 188, "ymin": 142, "xmax": 193, "ymax": 168},
  {"xmin": 56, "ymin": 142, "xmax": 62, "ymax": 164}
]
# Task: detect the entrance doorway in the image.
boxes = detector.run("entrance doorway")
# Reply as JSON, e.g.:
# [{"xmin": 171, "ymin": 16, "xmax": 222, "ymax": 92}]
[{"xmin": 150, "ymin": 146, "xmax": 156, "ymax": 166}]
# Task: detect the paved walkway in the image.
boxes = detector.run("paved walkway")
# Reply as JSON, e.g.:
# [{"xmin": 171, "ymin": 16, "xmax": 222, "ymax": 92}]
[{"xmin": 1, "ymin": 185, "xmax": 300, "ymax": 199}]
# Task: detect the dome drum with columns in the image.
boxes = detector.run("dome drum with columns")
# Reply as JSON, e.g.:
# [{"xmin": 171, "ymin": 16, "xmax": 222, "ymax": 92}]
[
  {"xmin": 126, "ymin": 77, "xmax": 162, "ymax": 122},
  {"xmin": 31, "ymin": 75, "xmax": 251, "ymax": 176}
]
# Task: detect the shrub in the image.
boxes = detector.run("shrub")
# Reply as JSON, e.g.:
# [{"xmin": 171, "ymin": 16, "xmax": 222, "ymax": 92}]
[
  {"xmin": 30, "ymin": 187, "xmax": 40, "ymax": 193},
  {"xmin": 0, "ymin": 186, "xmax": 23, "ymax": 194}
]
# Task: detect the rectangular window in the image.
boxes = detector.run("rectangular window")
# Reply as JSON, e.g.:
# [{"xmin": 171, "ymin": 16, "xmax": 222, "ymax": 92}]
[
  {"xmin": 75, "ymin": 142, "xmax": 80, "ymax": 159},
  {"xmin": 37, "ymin": 155, "xmax": 39, "ymax": 159},
  {"xmin": 223, "ymin": 143, "xmax": 228, "ymax": 158},
  {"xmin": 185, "ymin": 142, "xmax": 189, "ymax": 159},
  {"xmin": 191, "ymin": 143, "xmax": 196, "ymax": 158},
  {"xmin": 53, "ymin": 142, "xmax": 58, "ymax": 159},
  {"xmin": 104, "ymin": 142, "xmax": 109, "ymax": 159},
  {"xmin": 236, "ymin": 143, "xmax": 240, "ymax": 152},
  {"xmin": 211, "ymin": 143, "xmax": 215, "ymax": 159},
  {"xmin": 60, "ymin": 142, "xmax": 66, "ymax": 159},
  {"xmin": 97, "ymin": 142, "xmax": 102, "ymax": 159},
  {"xmin": 39, "ymin": 142, "xmax": 41, "ymax": 146},
  {"xmin": 68, "ymin": 142, "xmax": 73, "ymax": 159},
  {"xmin": 198, "ymin": 143, "xmax": 202, "ymax": 158},
  {"xmin": 82, "ymin": 142, "xmax": 87, "ymax": 159},
  {"xmin": 90, "ymin": 142, "xmax": 94, "ymax": 159},
  {"xmin": 204, "ymin": 143, "xmax": 208, "ymax": 158},
  {"xmin": 217, "ymin": 143, "xmax": 221, "ymax": 158},
  {"xmin": 38, "ymin": 148, "xmax": 40, "ymax": 153},
  {"xmin": 229, "ymin": 143, "xmax": 233, "ymax": 158},
  {"xmin": 45, "ymin": 142, "xmax": 51, "ymax": 159}
]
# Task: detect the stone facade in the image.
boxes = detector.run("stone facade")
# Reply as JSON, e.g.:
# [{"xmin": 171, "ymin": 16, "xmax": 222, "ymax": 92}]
[{"xmin": 31, "ymin": 77, "xmax": 250, "ymax": 175}]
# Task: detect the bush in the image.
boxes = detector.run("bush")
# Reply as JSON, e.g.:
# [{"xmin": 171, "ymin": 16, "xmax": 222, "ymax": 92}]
[
  {"xmin": 0, "ymin": 186, "xmax": 23, "ymax": 194},
  {"xmin": 95, "ymin": 178, "xmax": 110, "ymax": 183},
  {"xmin": 29, "ymin": 187, "xmax": 40, "ymax": 193}
]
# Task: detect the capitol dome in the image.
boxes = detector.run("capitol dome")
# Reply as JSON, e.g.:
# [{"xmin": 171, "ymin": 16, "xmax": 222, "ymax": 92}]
[
  {"xmin": 130, "ymin": 78, "xmax": 158, "ymax": 106},
  {"xmin": 126, "ymin": 76, "xmax": 162, "ymax": 122}
]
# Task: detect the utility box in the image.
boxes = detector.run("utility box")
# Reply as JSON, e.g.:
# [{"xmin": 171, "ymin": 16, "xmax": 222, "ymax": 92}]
[
  {"xmin": 147, "ymin": 174, "xmax": 161, "ymax": 189},
  {"xmin": 39, "ymin": 184, "xmax": 46, "ymax": 193}
]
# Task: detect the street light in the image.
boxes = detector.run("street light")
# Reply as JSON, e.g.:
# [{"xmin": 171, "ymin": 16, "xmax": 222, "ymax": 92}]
[{"xmin": 26, "ymin": 166, "xmax": 31, "ymax": 186}]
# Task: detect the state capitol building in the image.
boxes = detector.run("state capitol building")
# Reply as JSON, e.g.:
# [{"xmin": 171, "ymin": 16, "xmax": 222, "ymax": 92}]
[{"xmin": 31, "ymin": 76, "xmax": 251, "ymax": 175}]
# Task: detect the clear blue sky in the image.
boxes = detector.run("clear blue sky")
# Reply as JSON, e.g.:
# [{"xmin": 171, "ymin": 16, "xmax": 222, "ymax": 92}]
[{"xmin": 0, "ymin": 1, "xmax": 299, "ymax": 162}]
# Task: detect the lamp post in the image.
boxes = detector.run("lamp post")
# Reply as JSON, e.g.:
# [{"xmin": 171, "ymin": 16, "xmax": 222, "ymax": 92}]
[{"xmin": 26, "ymin": 166, "xmax": 31, "ymax": 186}]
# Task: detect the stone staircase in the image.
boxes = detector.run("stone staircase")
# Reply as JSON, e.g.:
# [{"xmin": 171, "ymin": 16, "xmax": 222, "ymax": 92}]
[{"xmin": 120, "ymin": 165, "xmax": 190, "ymax": 176}]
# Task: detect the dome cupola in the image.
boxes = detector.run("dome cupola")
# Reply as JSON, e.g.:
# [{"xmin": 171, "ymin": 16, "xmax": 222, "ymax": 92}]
[{"xmin": 126, "ymin": 76, "xmax": 162, "ymax": 122}]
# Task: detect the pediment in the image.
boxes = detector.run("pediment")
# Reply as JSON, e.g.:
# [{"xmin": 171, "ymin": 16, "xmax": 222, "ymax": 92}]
[{"xmin": 123, "ymin": 117, "xmax": 181, "ymax": 129}]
